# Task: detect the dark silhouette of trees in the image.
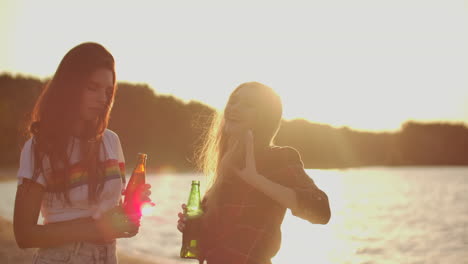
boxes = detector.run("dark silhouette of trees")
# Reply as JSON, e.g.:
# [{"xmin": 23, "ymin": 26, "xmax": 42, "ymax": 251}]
[
  {"xmin": 109, "ymin": 82, "xmax": 214, "ymax": 170},
  {"xmin": 2, "ymin": 73, "xmax": 468, "ymax": 171},
  {"xmin": 0, "ymin": 74, "xmax": 43, "ymax": 166},
  {"xmin": 397, "ymin": 122, "xmax": 468, "ymax": 165},
  {"xmin": 275, "ymin": 120, "xmax": 397, "ymax": 168}
]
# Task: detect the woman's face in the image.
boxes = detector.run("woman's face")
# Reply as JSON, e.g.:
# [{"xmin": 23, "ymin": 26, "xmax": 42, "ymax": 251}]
[
  {"xmin": 224, "ymin": 87, "xmax": 257, "ymax": 137},
  {"xmin": 79, "ymin": 68, "xmax": 114, "ymax": 121}
]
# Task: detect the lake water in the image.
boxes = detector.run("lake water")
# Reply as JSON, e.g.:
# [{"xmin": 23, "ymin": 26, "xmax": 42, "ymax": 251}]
[{"xmin": 1, "ymin": 167, "xmax": 467, "ymax": 264}]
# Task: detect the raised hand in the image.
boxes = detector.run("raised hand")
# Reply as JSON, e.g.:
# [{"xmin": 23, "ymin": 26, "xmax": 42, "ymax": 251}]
[
  {"xmin": 232, "ymin": 130, "xmax": 264, "ymax": 186},
  {"xmin": 139, "ymin": 183, "xmax": 155, "ymax": 206}
]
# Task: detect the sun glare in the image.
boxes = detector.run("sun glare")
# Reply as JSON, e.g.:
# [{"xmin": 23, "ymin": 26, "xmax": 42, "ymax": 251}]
[
  {"xmin": 141, "ymin": 202, "xmax": 155, "ymax": 217},
  {"xmin": 273, "ymin": 169, "xmax": 347, "ymax": 264},
  {"xmin": 2, "ymin": 0, "xmax": 466, "ymax": 132}
]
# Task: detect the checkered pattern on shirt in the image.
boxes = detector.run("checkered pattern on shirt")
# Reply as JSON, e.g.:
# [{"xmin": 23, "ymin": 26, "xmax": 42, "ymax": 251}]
[{"xmin": 200, "ymin": 146, "xmax": 330, "ymax": 264}]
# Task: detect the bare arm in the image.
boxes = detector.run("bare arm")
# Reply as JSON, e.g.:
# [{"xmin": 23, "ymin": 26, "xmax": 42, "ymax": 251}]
[
  {"xmin": 13, "ymin": 179, "xmax": 138, "ymax": 249},
  {"xmin": 232, "ymin": 131, "xmax": 330, "ymax": 224},
  {"xmin": 229, "ymin": 132, "xmax": 299, "ymax": 212},
  {"xmin": 248, "ymin": 170, "xmax": 330, "ymax": 224},
  {"xmin": 247, "ymin": 174, "xmax": 299, "ymax": 211}
]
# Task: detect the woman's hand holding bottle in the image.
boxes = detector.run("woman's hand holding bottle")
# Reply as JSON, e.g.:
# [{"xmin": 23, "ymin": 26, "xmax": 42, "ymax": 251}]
[
  {"xmin": 95, "ymin": 205, "xmax": 140, "ymax": 241},
  {"xmin": 177, "ymin": 203, "xmax": 187, "ymax": 232}
]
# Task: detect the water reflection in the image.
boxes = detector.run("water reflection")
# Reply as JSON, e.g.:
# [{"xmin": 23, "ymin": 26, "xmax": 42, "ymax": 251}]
[
  {"xmin": 275, "ymin": 167, "xmax": 468, "ymax": 264},
  {"xmin": 1, "ymin": 167, "xmax": 467, "ymax": 263}
]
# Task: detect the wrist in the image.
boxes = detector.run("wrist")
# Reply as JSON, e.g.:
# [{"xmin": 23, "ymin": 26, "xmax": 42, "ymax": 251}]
[
  {"xmin": 95, "ymin": 216, "xmax": 115, "ymax": 243},
  {"xmin": 249, "ymin": 173, "xmax": 268, "ymax": 188},
  {"xmin": 94, "ymin": 208, "xmax": 120, "ymax": 241}
]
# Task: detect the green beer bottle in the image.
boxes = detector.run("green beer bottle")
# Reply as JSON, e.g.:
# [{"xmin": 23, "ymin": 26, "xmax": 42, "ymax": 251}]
[{"xmin": 180, "ymin": 180, "xmax": 204, "ymax": 261}]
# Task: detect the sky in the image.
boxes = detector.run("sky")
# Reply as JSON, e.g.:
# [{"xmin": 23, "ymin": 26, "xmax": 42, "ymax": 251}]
[{"xmin": 1, "ymin": 0, "xmax": 467, "ymax": 132}]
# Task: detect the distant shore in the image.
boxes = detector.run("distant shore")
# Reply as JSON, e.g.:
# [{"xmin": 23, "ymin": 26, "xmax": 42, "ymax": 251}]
[
  {"xmin": 0, "ymin": 216, "xmax": 158, "ymax": 264},
  {"xmin": 0, "ymin": 168, "xmax": 16, "ymax": 182}
]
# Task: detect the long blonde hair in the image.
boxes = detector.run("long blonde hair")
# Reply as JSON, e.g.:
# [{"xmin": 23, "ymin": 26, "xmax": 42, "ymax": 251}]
[{"xmin": 196, "ymin": 82, "xmax": 282, "ymax": 208}]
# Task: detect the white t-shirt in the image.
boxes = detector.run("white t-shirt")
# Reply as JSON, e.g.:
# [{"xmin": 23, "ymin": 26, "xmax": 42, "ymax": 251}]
[{"xmin": 17, "ymin": 129, "xmax": 126, "ymax": 224}]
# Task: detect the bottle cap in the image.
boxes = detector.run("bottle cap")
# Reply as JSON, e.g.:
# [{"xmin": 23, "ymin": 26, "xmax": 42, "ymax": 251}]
[{"xmin": 137, "ymin": 153, "xmax": 147, "ymax": 159}]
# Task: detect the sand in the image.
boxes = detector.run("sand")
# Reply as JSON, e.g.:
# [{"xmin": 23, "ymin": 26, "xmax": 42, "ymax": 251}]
[{"xmin": 0, "ymin": 217, "xmax": 158, "ymax": 264}]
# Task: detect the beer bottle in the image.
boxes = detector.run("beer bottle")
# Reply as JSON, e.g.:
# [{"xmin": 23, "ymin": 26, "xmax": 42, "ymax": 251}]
[
  {"xmin": 180, "ymin": 180, "xmax": 204, "ymax": 261},
  {"xmin": 124, "ymin": 153, "xmax": 147, "ymax": 216}
]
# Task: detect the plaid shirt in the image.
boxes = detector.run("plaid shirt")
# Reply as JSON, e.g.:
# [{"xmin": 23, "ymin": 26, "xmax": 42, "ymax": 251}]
[{"xmin": 200, "ymin": 146, "xmax": 330, "ymax": 264}]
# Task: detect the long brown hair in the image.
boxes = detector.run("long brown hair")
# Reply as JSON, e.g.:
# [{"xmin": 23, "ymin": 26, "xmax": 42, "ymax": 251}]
[
  {"xmin": 196, "ymin": 82, "xmax": 282, "ymax": 207},
  {"xmin": 28, "ymin": 42, "xmax": 116, "ymax": 204}
]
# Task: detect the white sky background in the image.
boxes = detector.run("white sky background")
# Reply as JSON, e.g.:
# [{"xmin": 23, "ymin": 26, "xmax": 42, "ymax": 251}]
[{"xmin": 1, "ymin": 0, "xmax": 467, "ymax": 132}]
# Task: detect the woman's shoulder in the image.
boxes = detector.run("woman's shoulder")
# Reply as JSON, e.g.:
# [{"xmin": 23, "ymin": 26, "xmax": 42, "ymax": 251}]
[
  {"xmin": 102, "ymin": 129, "xmax": 121, "ymax": 143},
  {"xmin": 23, "ymin": 137, "xmax": 34, "ymax": 146},
  {"xmin": 102, "ymin": 129, "xmax": 124, "ymax": 160},
  {"xmin": 101, "ymin": 129, "xmax": 123, "ymax": 149},
  {"xmin": 103, "ymin": 128, "xmax": 119, "ymax": 138},
  {"xmin": 20, "ymin": 137, "xmax": 34, "ymax": 152},
  {"xmin": 267, "ymin": 145, "xmax": 304, "ymax": 167}
]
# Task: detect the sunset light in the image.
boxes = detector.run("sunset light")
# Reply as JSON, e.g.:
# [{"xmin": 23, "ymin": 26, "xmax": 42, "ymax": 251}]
[
  {"xmin": 141, "ymin": 202, "xmax": 156, "ymax": 217},
  {"xmin": 1, "ymin": 2, "xmax": 468, "ymax": 263},
  {"xmin": 1, "ymin": 0, "xmax": 466, "ymax": 132}
]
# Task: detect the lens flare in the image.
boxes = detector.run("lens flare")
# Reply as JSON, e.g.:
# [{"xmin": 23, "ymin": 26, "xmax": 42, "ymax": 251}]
[{"xmin": 141, "ymin": 201, "xmax": 155, "ymax": 216}]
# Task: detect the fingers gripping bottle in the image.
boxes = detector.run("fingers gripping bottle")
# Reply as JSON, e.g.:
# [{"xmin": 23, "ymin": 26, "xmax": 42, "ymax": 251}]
[
  {"xmin": 124, "ymin": 153, "xmax": 147, "ymax": 217},
  {"xmin": 180, "ymin": 180, "xmax": 204, "ymax": 262}
]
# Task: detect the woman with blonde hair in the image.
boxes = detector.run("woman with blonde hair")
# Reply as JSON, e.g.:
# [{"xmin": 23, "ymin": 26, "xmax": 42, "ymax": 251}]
[{"xmin": 178, "ymin": 82, "xmax": 331, "ymax": 264}]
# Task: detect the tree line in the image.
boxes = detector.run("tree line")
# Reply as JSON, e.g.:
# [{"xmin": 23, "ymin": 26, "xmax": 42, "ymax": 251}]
[{"xmin": 1, "ymin": 73, "xmax": 468, "ymax": 172}]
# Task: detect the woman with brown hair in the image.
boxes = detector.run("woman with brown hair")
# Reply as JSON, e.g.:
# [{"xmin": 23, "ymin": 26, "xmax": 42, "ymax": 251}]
[
  {"xmin": 177, "ymin": 82, "xmax": 331, "ymax": 264},
  {"xmin": 13, "ymin": 42, "xmax": 152, "ymax": 263}
]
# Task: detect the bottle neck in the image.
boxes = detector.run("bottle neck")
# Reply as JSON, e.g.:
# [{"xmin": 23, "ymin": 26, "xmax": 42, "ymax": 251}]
[
  {"xmin": 186, "ymin": 183, "xmax": 202, "ymax": 216},
  {"xmin": 135, "ymin": 156, "xmax": 147, "ymax": 172},
  {"xmin": 187, "ymin": 185, "xmax": 200, "ymax": 205}
]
